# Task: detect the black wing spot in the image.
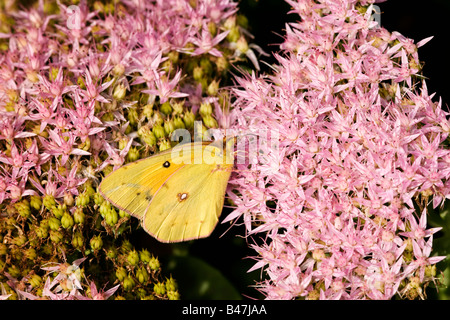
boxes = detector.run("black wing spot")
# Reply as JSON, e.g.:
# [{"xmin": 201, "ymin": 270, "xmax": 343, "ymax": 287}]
[
  {"xmin": 163, "ymin": 161, "xmax": 170, "ymax": 168},
  {"xmin": 136, "ymin": 192, "xmax": 141, "ymax": 196}
]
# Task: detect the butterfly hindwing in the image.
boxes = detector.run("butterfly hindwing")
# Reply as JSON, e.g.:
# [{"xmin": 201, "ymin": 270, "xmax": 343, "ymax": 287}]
[{"xmin": 143, "ymin": 161, "xmax": 232, "ymax": 242}]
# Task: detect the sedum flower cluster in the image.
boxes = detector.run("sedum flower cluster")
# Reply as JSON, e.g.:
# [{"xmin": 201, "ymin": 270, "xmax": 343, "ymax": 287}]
[
  {"xmin": 0, "ymin": 0, "xmax": 252, "ymax": 299},
  {"xmin": 226, "ymin": 0, "xmax": 449, "ymax": 299}
]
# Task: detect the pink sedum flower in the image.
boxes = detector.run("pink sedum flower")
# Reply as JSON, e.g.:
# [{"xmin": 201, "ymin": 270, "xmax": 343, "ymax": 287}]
[{"xmin": 227, "ymin": 0, "xmax": 448, "ymax": 300}]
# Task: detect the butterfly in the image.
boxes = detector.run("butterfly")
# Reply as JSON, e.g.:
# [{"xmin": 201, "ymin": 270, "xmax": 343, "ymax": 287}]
[{"xmin": 99, "ymin": 141, "xmax": 233, "ymax": 243}]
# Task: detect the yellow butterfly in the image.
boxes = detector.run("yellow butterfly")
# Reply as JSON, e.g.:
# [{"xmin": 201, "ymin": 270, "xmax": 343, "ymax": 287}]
[{"xmin": 99, "ymin": 141, "xmax": 233, "ymax": 243}]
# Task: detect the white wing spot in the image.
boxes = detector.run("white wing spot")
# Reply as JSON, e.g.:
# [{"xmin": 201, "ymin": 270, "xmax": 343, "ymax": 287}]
[{"xmin": 177, "ymin": 192, "xmax": 189, "ymax": 202}]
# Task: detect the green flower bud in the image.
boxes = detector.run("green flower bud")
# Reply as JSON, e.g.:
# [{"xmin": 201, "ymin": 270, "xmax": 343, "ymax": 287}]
[
  {"xmin": 115, "ymin": 267, "xmax": 127, "ymax": 282},
  {"xmin": 72, "ymin": 232, "xmax": 84, "ymax": 249},
  {"xmin": 200, "ymin": 58, "xmax": 213, "ymax": 76},
  {"xmin": 51, "ymin": 205, "xmax": 64, "ymax": 219},
  {"xmin": 149, "ymin": 256, "xmax": 160, "ymax": 271},
  {"xmin": 227, "ymin": 26, "xmax": 240, "ymax": 43},
  {"xmin": 73, "ymin": 207, "xmax": 85, "ymax": 224},
  {"xmin": 138, "ymin": 126, "xmax": 157, "ymax": 147},
  {"xmin": 8, "ymin": 265, "xmax": 21, "ymax": 278},
  {"xmin": 43, "ymin": 194, "xmax": 56, "ymax": 210},
  {"xmin": 76, "ymin": 191, "xmax": 90, "ymax": 207},
  {"xmin": 24, "ymin": 248, "xmax": 37, "ymax": 260},
  {"xmin": 199, "ymin": 102, "xmax": 213, "ymax": 117},
  {"xmin": 128, "ymin": 107, "xmax": 139, "ymax": 126},
  {"xmin": 208, "ymin": 21, "xmax": 217, "ymax": 37},
  {"xmin": 216, "ymin": 56, "xmax": 229, "ymax": 73},
  {"xmin": 236, "ymin": 36, "xmax": 249, "ymax": 53},
  {"xmin": 118, "ymin": 209, "xmax": 129, "ymax": 218},
  {"xmin": 123, "ymin": 276, "xmax": 136, "ymax": 291},
  {"xmin": 29, "ymin": 274, "xmax": 43, "ymax": 288},
  {"xmin": 183, "ymin": 110, "xmax": 195, "ymax": 129},
  {"xmin": 168, "ymin": 51, "xmax": 179, "ymax": 64},
  {"xmin": 61, "ymin": 212, "xmax": 74, "ymax": 229},
  {"xmin": 167, "ymin": 290, "xmax": 180, "ymax": 300},
  {"xmin": 113, "ymin": 83, "xmax": 127, "ymax": 100},
  {"xmin": 12, "ymin": 234, "xmax": 27, "ymax": 247},
  {"xmin": 115, "ymin": 295, "xmax": 126, "ymax": 300},
  {"xmin": 48, "ymin": 217, "xmax": 61, "ymax": 231},
  {"xmin": 118, "ymin": 136, "xmax": 130, "ymax": 150},
  {"xmin": 121, "ymin": 239, "xmax": 133, "ymax": 253},
  {"xmin": 203, "ymin": 114, "xmax": 218, "ymax": 128},
  {"xmin": 126, "ymin": 147, "xmax": 140, "ymax": 162},
  {"xmin": 105, "ymin": 208, "xmax": 118, "ymax": 226},
  {"xmin": 139, "ymin": 249, "xmax": 152, "ymax": 264},
  {"xmin": 207, "ymin": 80, "xmax": 219, "ymax": 96},
  {"xmin": 93, "ymin": 192, "xmax": 104, "ymax": 206},
  {"xmin": 153, "ymin": 282, "xmax": 166, "ymax": 295},
  {"xmin": 143, "ymin": 104, "xmax": 154, "ymax": 119},
  {"xmin": 164, "ymin": 119, "xmax": 175, "ymax": 136},
  {"xmin": 173, "ymin": 116, "xmax": 186, "ymax": 130},
  {"xmin": 136, "ymin": 267, "xmax": 149, "ymax": 284},
  {"xmin": 106, "ymin": 246, "xmax": 118, "ymax": 260},
  {"xmin": 90, "ymin": 235, "xmax": 103, "ymax": 251},
  {"xmin": 127, "ymin": 250, "xmax": 140, "ymax": 266},
  {"xmin": 99, "ymin": 200, "xmax": 111, "ymax": 217},
  {"xmin": 50, "ymin": 230, "xmax": 63, "ymax": 243},
  {"xmin": 160, "ymin": 101, "xmax": 173, "ymax": 115},
  {"xmin": 193, "ymin": 66, "xmax": 203, "ymax": 82},
  {"xmin": 152, "ymin": 123, "xmax": 166, "ymax": 139},
  {"xmin": 29, "ymin": 195, "xmax": 42, "ymax": 210},
  {"xmin": 165, "ymin": 276, "xmax": 177, "ymax": 292},
  {"xmin": 158, "ymin": 139, "xmax": 172, "ymax": 151},
  {"xmin": 172, "ymin": 101, "xmax": 184, "ymax": 115},
  {"xmin": 152, "ymin": 111, "xmax": 164, "ymax": 125}
]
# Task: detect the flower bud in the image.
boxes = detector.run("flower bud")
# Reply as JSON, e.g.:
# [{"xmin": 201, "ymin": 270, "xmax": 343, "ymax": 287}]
[
  {"xmin": 165, "ymin": 276, "xmax": 177, "ymax": 292},
  {"xmin": 121, "ymin": 239, "xmax": 133, "ymax": 253},
  {"xmin": 72, "ymin": 232, "xmax": 84, "ymax": 249},
  {"xmin": 0, "ymin": 243, "xmax": 7, "ymax": 255},
  {"xmin": 115, "ymin": 267, "xmax": 127, "ymax": 282},
  {"xmin": 128, "ymin": 107, "xmax": 139, "ymax": 126},
  {"xmin": 143, "ymin": 104, "xmax": 154, "ymax": 120},
  {"xmin": 106, "ymin": 246, "xmax": 118, "ymax": 260},
  {"xmin": 139, "ymin": 249, "xmax": 152, "ymax": 264},
  {"xmin": 15, "ymin": 199, "xmax": 31, "ymax": 218},
  {"xmin": 164, "ymin": 119, "xmax": 175, "ymax": 136},
  {"xmin": 207, "ymin": 80, "xmax": 219, "ymax": 96},
  {"xmin": 139, "ymin": 126, "xmax": 157, "ymax": 147},
  {"xmin": 152, "ymin": 123, "xmax": 166, "ymax": 139},
  {"xmin": 152, "ymin": 111, "xmax": 164, "ymax": 125},
  {"xmin": 24, "ymin": 248, "xmax": 37, "ymax": 260},
  {"xmin": 48, "ymin": 217, "xmax": 61, "ymax": 231},
  {"xmin": 127, "ymin": 250, "xmax": 140, "ymax": 266},
  {"xmin": 227, "ymin": 26, "xmax": 240, "ymax": 43},
  {"xmin": 99, "ymin": 201, "xmax": 111, "ymax": 217},
  {"xmin": 126, "ymin": 147, "xmax": 140, "ymax": 162},
  {"xmin": 51, "ymin": 205, "xmax": 64, "ymax": 219},
  {"xmin": 193, "ymin": 66, "xmax": 203, "ymax": 82},
  {"xmin": 12, "ymin": 234, "xmax": 27, "ymax": 247},
  {"xmin": 8, "ymin": 265, "xmax": 21, "ymax": 278},
  {"xmin": 148, "ymin": 256, "xmax": 160, "ymax": 271},
  {"xmin": 61, "ymin": 212, "xmax": 74, "ymax": 229},
  {"xmin": 153, "ymin": 282, "xmax": 166, "ymax": 295},
  {"xmin": 118, "ymin": 210, "xmax": 129, "ymax": 218},
  {"xmin": 63, "ymin": 192, "xmax": 75, "ymax": 207},
  {"xmin": 160, "ymin": 101, "xmax": 173, "ymax": 115},
  {"xmin": 172, "ymin": 101, "xmax": 184, "ymax": 115},
  {"xmin": 105, "ymin": 208, "xmax": 118, "ymax": 226},
  {"xmin": 173, "ymin": 116, "xmax": 185, "ymax": 130},
  {"xmin": 29, "ymin": 195, "xmax": 42, "ymax": 210},
  {"xmin": 73, "ymin": 207, "xmax": 85, "ymax": 224},
  {"xmin": 136, "ymin": 267, "xmax": 149, "ymax": 284},
  {"xmin": 199, "ymin": 102, "xmax": 213, "ymax": 117},
  {"xmin": 50, "ymin": 230, "xmax": 63, "ymax": 243},
  {"xmin": 93, "ymin": 192, "xmax": 104, "ymax": 205},
  {"xmin": 113, "ymin": 83, "xmax": 127, "ymax": 100},
  {"xmin": 123, "ymin": 276, "xmax": 136, "ymax": 291},
  {"xmin": 183, "ymin": 110, "xmax": 195, "ymax": 129},
  {"xmin": 167, "ymin": 290, "xmax": 180, "ymax": 300},
  {"xmin": 29, "ymin": 274, "xmax": 43, "ymax": 288},
  {"xmin": 158, "ymin": 139, "xmax": 172, "ymax": 151},
  {"xmin": 43, "ymin": 194, "xmax": 56, "ymax": 210},
  {"xmin": 90, "ymin": 235, "xmax": 103, "ymax": 251}
]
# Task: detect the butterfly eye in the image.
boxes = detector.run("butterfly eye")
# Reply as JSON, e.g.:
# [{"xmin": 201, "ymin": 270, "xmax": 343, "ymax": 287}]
[{"xmin": 163, "ymin": 161, "xmax": 170, "ymax": 168}]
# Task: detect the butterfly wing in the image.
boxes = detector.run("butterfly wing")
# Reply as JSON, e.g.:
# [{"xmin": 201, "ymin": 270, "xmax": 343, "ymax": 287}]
[
  {"xmin": 143, "ymin": 144, "xmax": 233, "ymax": 242},
  {"xmin": 99, "ymin": 144, "xmax": 192, "ymax": 219}
]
